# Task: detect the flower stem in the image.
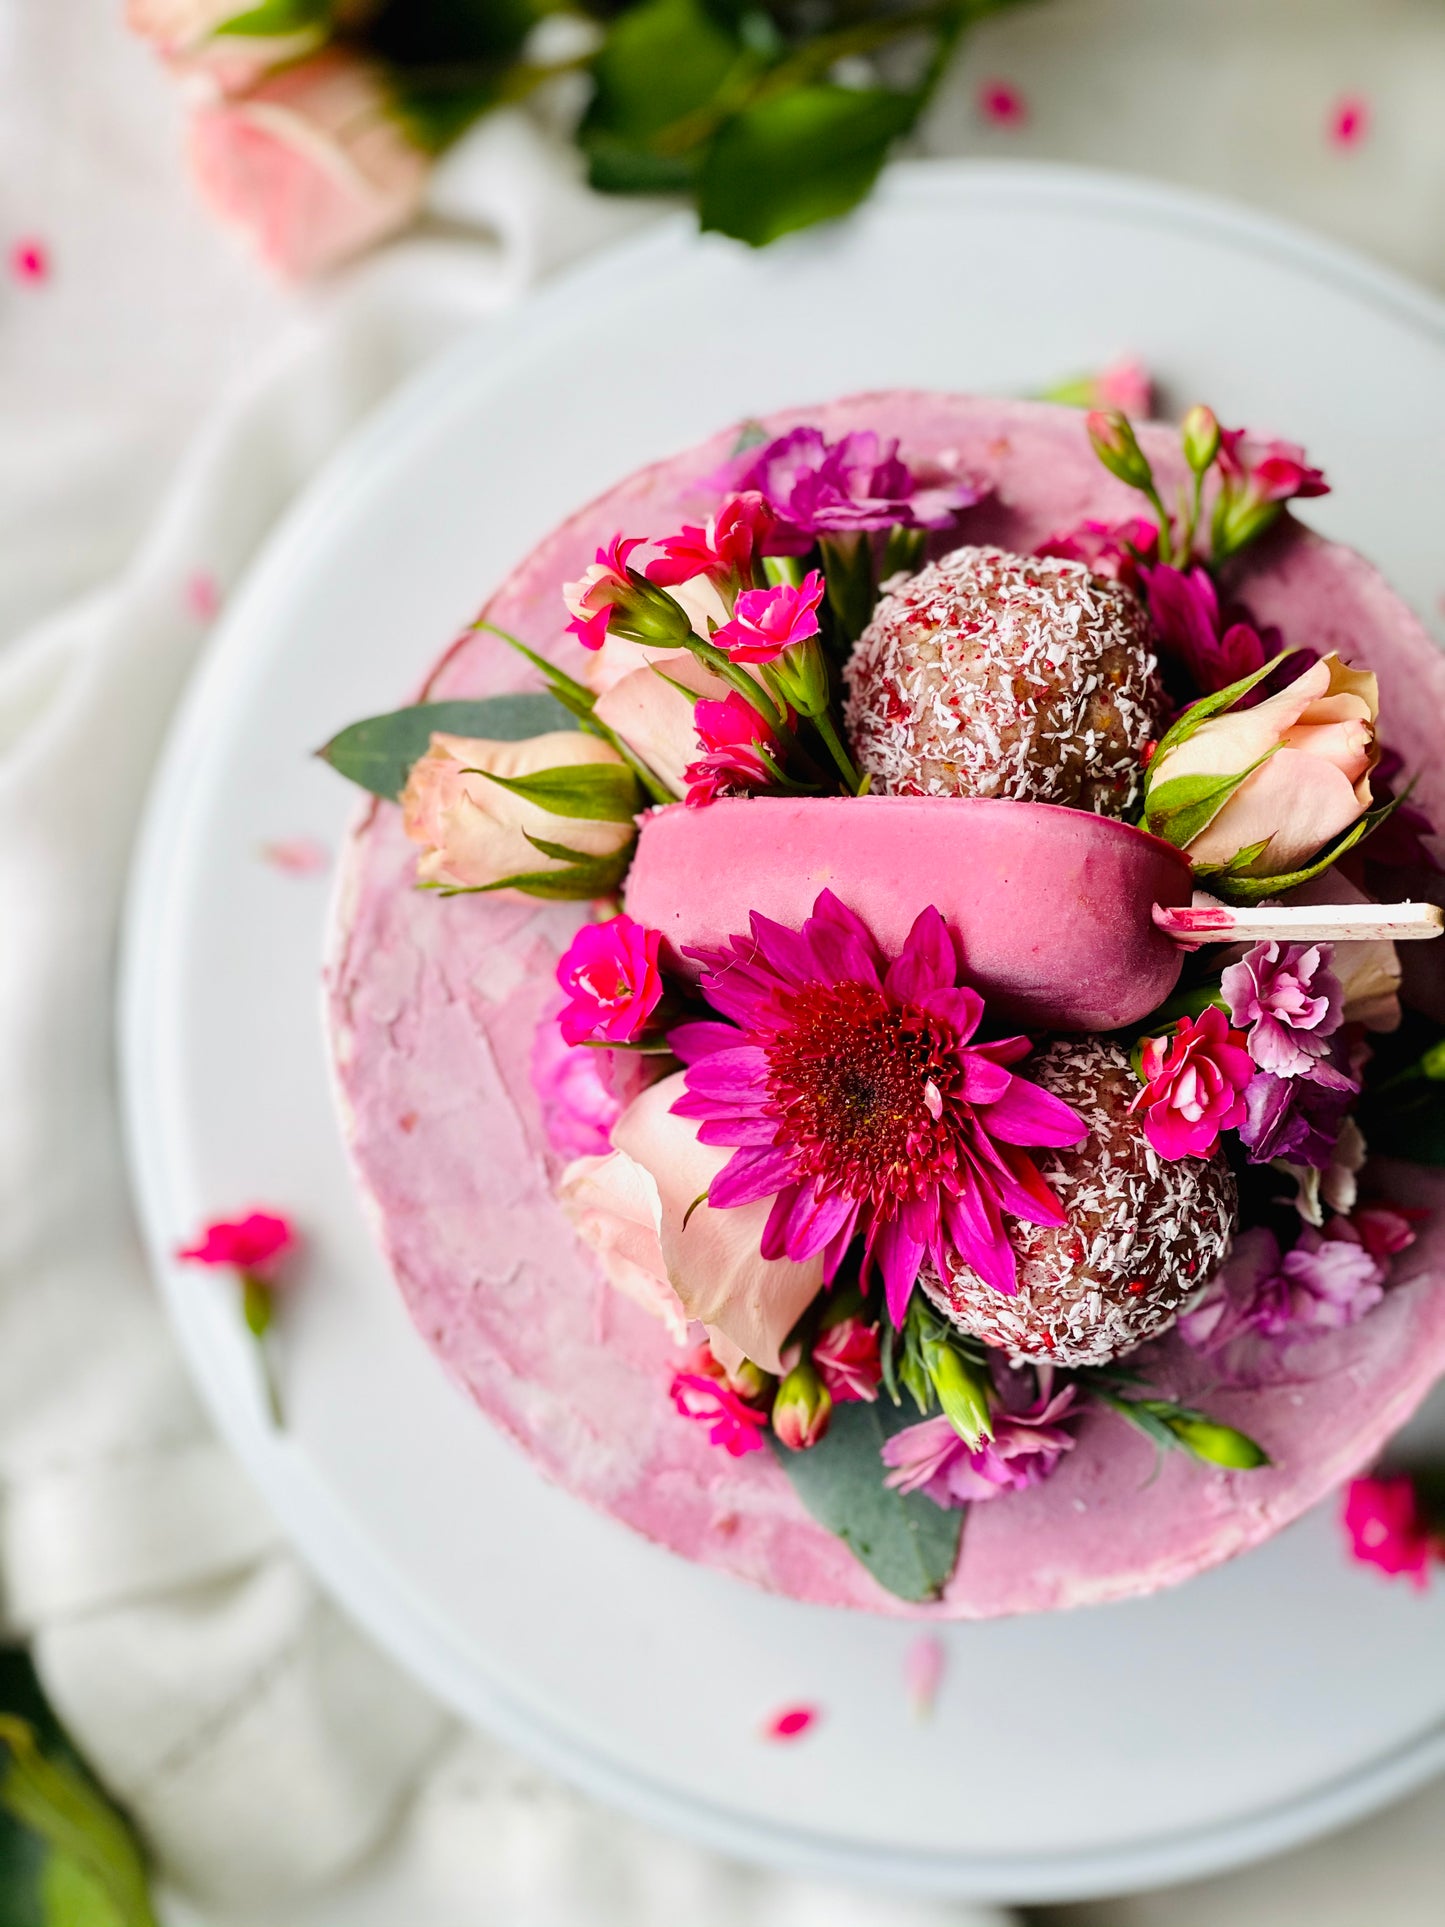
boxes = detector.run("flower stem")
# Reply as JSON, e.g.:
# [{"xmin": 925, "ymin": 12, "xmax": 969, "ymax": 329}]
[{"xmin": 812, "ymin": 709, "xmax": 864, "ymax": 793}]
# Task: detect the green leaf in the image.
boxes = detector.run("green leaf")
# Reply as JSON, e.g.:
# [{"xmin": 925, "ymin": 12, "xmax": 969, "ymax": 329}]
[
  {"xmin": 1142, "ymin": 752, "xmax": 1276, "ymax": 849},
  {"xmin": 318, "ymin": 695, "xmax": 573, "ymax": 801},
  {"xmin": 41, "ymin": 1853, "xmax": 128, "ymax": 1927},
  {"xmin": 771, "ymin": 1399, "xmax": 962, "ymax": 1602},
  {"xmin": 433, "ymin": 832, "xmax": 633, "ymax": 901},
  {"xmin": 584, "ymin": 138, "xmax": 703, "ymax": 195},
  {"xmin": 697, "ymin": 84, "xmax": 920, "ymax": 247},
  {"xmin": 1146, "ymin": 649, "xmax": 1294, "ymax": 771},
  {"xmin": 582, "ymin": 0, "xmax": 744, "ymax": 167},
  {"xmin": 0, "ymin": 1718, "xmax": 157, "ymax": 1927},
  {"xmin": 213, "ymin": 0, "xmax": 330, "ymax": 35},
  {"xmin": 469, "ymin": 761, "xmax": 642, "ymax": 823},
  {"xmin": 1205, "ymin": 793, "xmax": 1402, "ymax": 905}
]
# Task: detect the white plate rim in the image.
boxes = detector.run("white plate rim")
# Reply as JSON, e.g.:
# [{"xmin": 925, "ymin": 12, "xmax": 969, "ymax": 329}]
[{"xmin": 119, "ymin": 159, "xmax": 1445, "ymax": 1903}]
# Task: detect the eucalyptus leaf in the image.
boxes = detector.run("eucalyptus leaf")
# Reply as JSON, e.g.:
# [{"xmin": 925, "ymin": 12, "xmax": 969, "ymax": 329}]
[
  {"xmin": 697, "ymin": 84, "xmax": 920, "ymax": 246},
  {"xmin": 771, "ymin": 1399, "xmax": 962, "ymax": 1602},
  {"xmin": 318, "ymin": 695, "xmax": 573, "ymax": 800}
]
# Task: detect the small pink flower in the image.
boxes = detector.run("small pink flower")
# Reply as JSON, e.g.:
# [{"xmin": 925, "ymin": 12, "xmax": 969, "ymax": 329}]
[
  {"xmin": 1037, "ymin": 516, "xmax": 1158, "ymax": 587},
  {"xmin": 1089, "ymin": 358, "xmax": 1153, "ymax": 417},
  {"xmin": 646, "ymin": 493, "xmax": 778, "ymax": 588},
  {"xmin": 1143, "ymin": 564, "xmax": 1275, "ymax": 696},
  {"xmin": 1222, "ymin": 940, "xmax": 1343, "ymax": 1078},
  {"xmin": 978, "ymin": 80, "xmax": 1026, "ymax": 126},
  {"xmin": 1328, "ymin": 94, "xmax": 1370, "ymax": 149},
  {"xmin": 563, "ymin": 535, "xmax": 645, "ymax": 651},
  {"xmin": 711, "ymin": 572, "xmax": 825, "ymax": 664},
  {"xmin": 186, "ymin": 570, "xmax": 221, "ymax": 622},
  {"xmin": 556, "ymin": 914, "xmax": 663, "ymax": 1047},
  {"xmin": 772, "ymin": 1361, "xmax": 832, "ymax": 1450},
  {"xmin": 1342, "ymin": 1475, "xmax": 1435, "ymax": 1587},
  {"xmin": 10, "ymin": 237, "xmax": 50, "ymax": 284},
  {"xmin": 178, "ymin": 1210, "xmax": 296, "ymax": 1278},
  {"xmin": 684, "ymin": 691, "xmax": 782, "ymax": 807},
  {"xmin": 1131, "ymin": 1006, "xmax": 1254, "ymax": 1160},
  {"xmin": 671, "ymin": 1345, "xmax": 770, "ymax": 1456},
  {"xmin": 812, "ymin": 1316, "xmax": 882, "ymax": 1404},
  {"xmin": 1217, "ymin": 427, "xmax": 1330, "ymax": 507},
  {"xmin": 881, "ymin": 1388, "xmax": 1078, "ymax": 1508},
  {"xmin": 762, "ymin": 1704, "xmax": 819, "ymax": 1741}
]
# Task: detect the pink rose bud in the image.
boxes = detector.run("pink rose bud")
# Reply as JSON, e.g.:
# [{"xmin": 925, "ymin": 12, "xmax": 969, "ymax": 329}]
[
  {"xmin": 188, "ymin": 48, "xmax": 430, "ymax": 278},
  {"xmin": 400, "ymin": 730, "xmax": 636, "ymax": 896},
  {"xmin": 1145, "ymin": 652, "xmax": 1379, "ymax": 877},
  {"xmin": 1085, "ymin": 409, "xmax": 1155, "ymax": 491},
  {"xmin": 771, "ymin": 1360, "xmax": 833, "ymax": 1450}
]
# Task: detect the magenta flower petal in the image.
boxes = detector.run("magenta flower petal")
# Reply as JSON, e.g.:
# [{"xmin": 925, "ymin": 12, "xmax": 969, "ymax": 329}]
[
  {"xmin": 883, "ymin": 906, "xmax": 957, "ymax": 1003},
  {"xmin": 870, "ymin": 1213, "xmax": 928, "ymax": 1327},
  {"xmin": 918, "ymin": 986, "xmax": 984, "ymax": 1042},
  {"xmin": 668, "ymin": 1020, "xmax": 743, "ymax": 1063},
  {"xmin": 977, "ymin": 1075, "xmax": 1088, "ymax": 1149},
  {"xmin": 708, "ymin": 1145, "xmax": 801, "ymax": 1209}
]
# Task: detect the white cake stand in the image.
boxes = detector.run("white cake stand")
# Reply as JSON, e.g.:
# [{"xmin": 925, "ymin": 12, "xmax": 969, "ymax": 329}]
[{"xmin": 120, "ymin": 162, "xmax": 1445, "ymax": 1903}]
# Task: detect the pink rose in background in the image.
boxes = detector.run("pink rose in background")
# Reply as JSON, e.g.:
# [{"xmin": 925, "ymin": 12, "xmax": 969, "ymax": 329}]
[
  {"xmin": 555, "ymin": 914, "xmax": 663, "ymax": 1046},
  {"xmin": 188, "ymin": 48, "xmax": 429, "ymax": 278},
  {"xmin": 812, "ymin": 1315, "xmax": 882, "ymax": 1403},
  {"xmin": 1147, "ymin": 652, "xmax": 1379, "ymax": 875},
  {"xmin": 555, "ymin": 1147, "xmax": 690, "ymax": 1341},
  {"xmin": 669, "ymin": 1345, "xmax": 769, "ymax": 1456},
  {"xmin": 529, "ymin": 1000, "xmax": 627, "ymax": 1160},
  {"xmin": 712, "ymin": 572, "xmax": 825, "ymax": 663},
  {"xmin": 881, "ymin": 1388, "xmax": 1078, "ymax": 1508},
  {"xmin": 1131, "ymin": 1006, "xmax": 1254, "ymax": 1159},
  {"xmin": 593, "ymin": 652, "xmax": 728, "ymax": 796},
  {"xmin": 400, "ymin": 730, "xmax": 634, "ymax": 893},
  {"xmin": 1342, "ymin": 1475, "xmax": 1438, "ymax": 1587},
  {"xmin": 129, "ymin": 0, "xmax": 331, "ymax": 93},
  {"xmin": 646, "ymin": 494, "xmax": 778, "ymax": 589},
  {"xmin": 683, "ymin": 691, "xmax": 783, "ymax": 807},
  {"xmin": 609, "ymin": 1073, "xmax": 825, "ymax": 1373},
  {"xmin": 178, "ymin": 1209, "xmax": 296, "ymax": 1278},
  {"xmin": 1222, "ymin": 940, "xmax": 1343, "ymax": 1077}
]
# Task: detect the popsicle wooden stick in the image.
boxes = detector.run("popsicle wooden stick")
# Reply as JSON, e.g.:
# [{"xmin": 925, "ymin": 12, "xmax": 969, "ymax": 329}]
[{"xmin": 1153, "ymin": 900, "xmax": 1444, "ymax": 946}]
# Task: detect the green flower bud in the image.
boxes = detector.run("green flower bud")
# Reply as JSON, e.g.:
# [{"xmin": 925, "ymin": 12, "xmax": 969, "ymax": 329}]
[
  {"xmin": 1181, "ymin": 404, "xmax": 1221, "ymax": 476},
  {"xmin": 1420, "ymin": 1039, "xmax": 1445, "ymax": 1080},
  {"xmin": 1164, "ymin": 1410, "xmax": 1269, "ymax": 1469},
  {"xmin": 772, "ymin": 1361, "xmax": 833, "ymax": 1450},
  {"xmin": 1086, "ymin": 409, "xmax": 1155, "ymax": 492},
  {"xmin": 766, "ymin": 637, "xmax": 831, "ymax": 719},
  {"xmin": 929, "ymin": 1346, "xmax": 993, "ymax": 1449}
]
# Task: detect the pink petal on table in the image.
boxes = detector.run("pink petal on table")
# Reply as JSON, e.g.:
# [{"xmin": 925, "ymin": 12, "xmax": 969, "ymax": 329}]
[
  {"xmin": 10, "ymin": 237, "xmax": 50, "ymax": 283},
  {"xmin": 260, "ymin": 837, "xmax": 329, "ymax": 875},
  {"xmin": 978, "ymin": 80, "xmax": 1026, "ymax": 127},
  {"xmin": 1328, "ymin": 94, "xmax": 1369, "ymax": 148},
  {"xmin": 186, "ymin": 571, "xmax": 222, "ymax": 622},
  {"xmin": 762, "ymin": 1704, "xmax": 820, "ymax": 1742},
  {"xmin": 904, "ymin": 1634, "xmax": 946, "ymax": 1720}
]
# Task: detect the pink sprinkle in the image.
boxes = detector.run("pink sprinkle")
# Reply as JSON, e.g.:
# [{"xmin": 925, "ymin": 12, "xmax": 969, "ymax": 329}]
[
  {"xmin": 186, "ymin": 571, "xmax": 221, "ymax": 622},
  {"xmin": 978, "ymin": 80, "xmax": 1026, "ymax": 127},
  {"xmin": 762, "ymin": 1704, "xmax": 819, "ymax": 1742},
  {"xmin": 903, "ymin": 1634, "xmax": 946, "ymax": 1720},
  {"xmin": 1328, "ymin": 94, "xmax": 1369, "ymax": 148},
  {"xmin": 10, "ymin": 237, "xmax": 50, "ymax": 283},
  {"xmin": 260, "ymin": 836, "xmax": 329, "ymax": 876}
]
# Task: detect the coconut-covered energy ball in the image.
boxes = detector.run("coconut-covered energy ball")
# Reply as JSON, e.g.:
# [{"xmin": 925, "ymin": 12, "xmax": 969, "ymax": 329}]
[
  {"xmin": 924, "ymin": 1036, "xmax": 1237, "ymax": 1367},
  {"xmin": 844, "ymin": 545, "xmax": 1161, "ymax": 815}
]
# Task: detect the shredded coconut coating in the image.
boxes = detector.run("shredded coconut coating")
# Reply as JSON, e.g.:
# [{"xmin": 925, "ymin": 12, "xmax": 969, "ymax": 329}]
[
  {"xmin": 924, "ymin": 1037, "xmax": 1237, "ymax": 1368},
  {"xmin": 844, "ymin": 546, "xmax": 1161, "ymax": 815}
]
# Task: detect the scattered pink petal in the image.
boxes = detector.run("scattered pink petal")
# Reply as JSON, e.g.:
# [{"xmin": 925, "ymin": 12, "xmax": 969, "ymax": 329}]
[
  {"xmin": 978, "ymin": 80, "xmax": 1026, "ymax": 127},
  {"xmin": 1328, "ymin": 94, "xmax": 1369, "ymax": 149},
  {"xmin": 903, "ymin": 1634, "xmax": 946, "ymax": 1720},
  {"xmin": 186, "ymin": 571, "xmax": 222, "ymax": 622},
  {"xmin": 762, "ymin": 1704, "xmax": 819, "ymax": 1742},
  {"xmin": 260, "ymin": 836, "xmax": 329, "ymax": 876},
  {"xmin": 10, "ymin": 237, "xmax": 50, "ymax": 283}
]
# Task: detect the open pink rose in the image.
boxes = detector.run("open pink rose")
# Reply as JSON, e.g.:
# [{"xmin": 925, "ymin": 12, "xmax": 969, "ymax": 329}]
[
  {"xmin": 188, "ymin": 48, "xmax": 429, "ymax": 277},
  {"xmin": 401, "ymin": 730, "xmax": 634, "ymax": 893},
  {"xmin": 610, "ymin": 1072, "xmax": 825, "ymax": 1373},
  {"xmin": 1149, "ymin": 653, "xmax": 1378, "ymax": 874}
]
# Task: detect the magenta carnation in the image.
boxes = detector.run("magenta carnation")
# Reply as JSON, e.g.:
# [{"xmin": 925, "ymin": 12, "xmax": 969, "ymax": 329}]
[
  {"xmin": 711, "ymin": 572, "xmax": 825, "ymax": 663},
  {"xmin": 669, "ymin": 1346, "xmax": 769, "ymax": 1457},
  {"xmin": 683, "ymin": 691, "xmax": 782, "ymax": 807},
  {"xmin": 724, "ymin": 426, "xmax": 984, "ymax": 546},
  {"xmin": 1179, "ymin": 1222, "xmax": 1386, "ymax": 1354},
  {"xmin": 1222, "ymin": 939, "xmax": 1344, "ymax": 1077},
  {"xmin": 881, "ymin": 1387, "xmax": 1079, "ymax": 1508},
  {"xmin": 645, "ymin": 492, "xmax": 777, "ymax": 588},
  {"xmin": 1342, "ymin": 1475, "xmax": 1437, "ymax": 1588},
  {"xmin": 669, "ymin": 891, "xmax": 1086, "ymax": 1324},
  {"xmin": 555, "ymin": 914, "xmax": 663, "ymax": 1046},
  {"xmin": 178, "ymin": 1210, "xmax": 296, "ymax": 1277},
  {"xmin": 1143, "ymin": 564, "xmax": 1274, "ymax": 696}
]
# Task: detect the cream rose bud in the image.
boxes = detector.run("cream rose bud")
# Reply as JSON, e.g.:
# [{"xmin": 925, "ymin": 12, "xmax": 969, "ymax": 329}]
[
  {"xmin": 401, "ymin": 730, "xmax": 635, "ymax": 893},
  {"xmin": 593, "ymin": 655, "xmax": 730, "ymax": 796},
  {"xmin": 1150, "ymin": 653, "xmax": 1378, "ymax": 875}
]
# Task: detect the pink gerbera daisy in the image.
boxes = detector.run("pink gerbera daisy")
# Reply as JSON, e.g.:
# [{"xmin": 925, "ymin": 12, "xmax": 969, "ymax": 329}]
[{"xmin": 669, "ymin": 892, "xmax": 1086, "ymax": 1324}]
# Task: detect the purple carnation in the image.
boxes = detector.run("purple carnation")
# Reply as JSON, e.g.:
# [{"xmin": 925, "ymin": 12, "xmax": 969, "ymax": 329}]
[
  {"xmin": 1239, "ymin": 1051, "xmax": 1357, "ymax": 1168},
  {"xmin": 1179, "ymin": 1224, "xmax": 1386, "ymax": 1354},
  {"xmin": 1222, "ymin": 940, "xmax": 1343, "ymax": 1078},
  {"xmin": 723, "ymin": 426, "xmax": 984, "ymax": 547},
  {"xmin": 880, "ymin": 1386, "xmax": 1079, "ymax": 1509}
]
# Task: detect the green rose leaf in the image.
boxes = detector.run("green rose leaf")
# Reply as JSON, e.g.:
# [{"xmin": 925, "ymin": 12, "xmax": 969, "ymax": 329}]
[
  {"xmin": 771, "ymin": 1397, "xmax": 963, "ymax": 1602},
  {"xmin": 1142, "ymin": 751, "xmax": 1276, "ymax": 849},
  {"xmin": 1204, "ymin": 792, "xmax": 1401, "ymax": 904},
  {"xmin": 318, "ymin": 694, "xmax": 574, "ymax": 801},
  {"xmin": 469, "ymin": 760, "xmax": 642, "ymax": 823},
  {"xmin": 214, "ymin": 0, "xmax": 331, "ymax": 35},
  {"xmin": 697, "ymin": 84, "xmax": 921, "ymax": 247},
  {"xmin": 1145, "ymin": 649, "xmax": 1294, "ymax": 775},
  {"xmin": 581, "ymin": 0, "xmax": 746, "ymax": 188},
  {"xmin": 429, "ymin": 831, "xmax": 633, "ymax": 901}
]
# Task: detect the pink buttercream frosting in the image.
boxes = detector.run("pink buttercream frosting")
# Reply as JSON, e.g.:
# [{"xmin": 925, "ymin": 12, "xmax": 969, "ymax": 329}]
[{"xmin": 327, "ymin": 392, "xmax": 1445, "ymax": 1617}]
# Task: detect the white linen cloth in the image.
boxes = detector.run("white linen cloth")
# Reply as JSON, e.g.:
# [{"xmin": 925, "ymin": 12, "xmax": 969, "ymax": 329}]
[{"xmin": 3, "ymin": 1, "xmax": 1445, "ymax": 1924}]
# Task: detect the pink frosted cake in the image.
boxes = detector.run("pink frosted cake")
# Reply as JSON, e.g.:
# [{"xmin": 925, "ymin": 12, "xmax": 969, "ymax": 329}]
[{"xmin": 324, "ymin": 390, "xmax": 1445, "ymax": 1614}]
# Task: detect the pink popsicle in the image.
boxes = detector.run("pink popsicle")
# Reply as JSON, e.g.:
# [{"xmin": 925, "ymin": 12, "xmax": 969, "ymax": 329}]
[{"xmin": 625, "ymin": 795, "xmax": 1193, "ymax": 1029}]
